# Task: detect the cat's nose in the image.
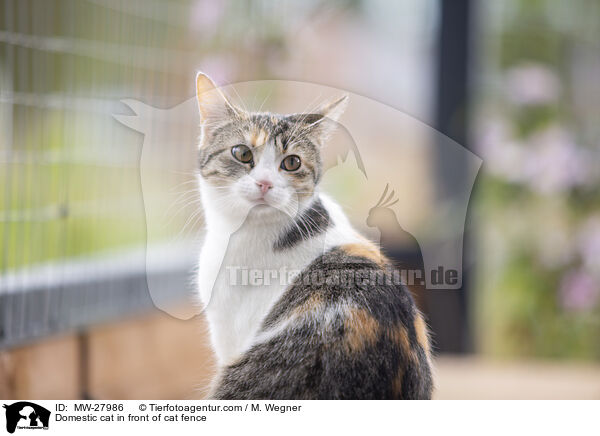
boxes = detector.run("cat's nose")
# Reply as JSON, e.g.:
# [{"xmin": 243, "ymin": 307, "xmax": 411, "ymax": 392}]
[{"xmin": 256, "ymin": 180, "xmax": 273, "ymax": 195}]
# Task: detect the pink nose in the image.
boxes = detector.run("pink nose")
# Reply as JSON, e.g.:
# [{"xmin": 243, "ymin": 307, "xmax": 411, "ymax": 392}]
[{"xmin": 256, "ymin": 180, "xmax": 273, "ymax": 195}]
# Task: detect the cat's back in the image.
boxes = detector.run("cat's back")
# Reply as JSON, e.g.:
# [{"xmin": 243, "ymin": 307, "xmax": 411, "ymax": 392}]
[{"xmin": 213, "ymin": 241, "xmax": 434, "ymax": 400}]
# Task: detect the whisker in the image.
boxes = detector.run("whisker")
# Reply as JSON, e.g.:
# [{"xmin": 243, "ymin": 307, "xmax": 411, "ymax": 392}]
[{"xmin": 256, "ymin": 88, "xmax": 273, "ymax": 113}]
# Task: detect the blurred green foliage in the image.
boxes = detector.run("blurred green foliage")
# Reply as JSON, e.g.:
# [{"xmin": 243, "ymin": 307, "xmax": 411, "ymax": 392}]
[
  {"xmin": 474, "ymin": 0, "xmax": 600, "ymax": 360},
  {"xmin": 0, "ymin": 161, "xmax": 146, "ymax": 270}
]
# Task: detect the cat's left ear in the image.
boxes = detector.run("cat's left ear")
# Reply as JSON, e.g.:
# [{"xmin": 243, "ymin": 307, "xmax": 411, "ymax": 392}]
[{"xmin": 302, "ymin": 94, "xmax": 349, "ymax": 145}]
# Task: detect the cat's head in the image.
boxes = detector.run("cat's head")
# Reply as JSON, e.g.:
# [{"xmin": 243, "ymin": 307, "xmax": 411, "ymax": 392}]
[{"xmin": 195, "ymin": 72, "xmax": 347, "ymax": 222}]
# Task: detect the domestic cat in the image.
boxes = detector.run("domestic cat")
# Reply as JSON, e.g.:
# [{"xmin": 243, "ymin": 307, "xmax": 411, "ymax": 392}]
[{"xmin": 195, "ymin": 72, "xmax": 433, "ymax": 399}]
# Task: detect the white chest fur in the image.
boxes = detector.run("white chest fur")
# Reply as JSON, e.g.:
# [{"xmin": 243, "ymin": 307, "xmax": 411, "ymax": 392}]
[
  {"xmin": 197, "ymin": 187, "xmax": 359, "ymax": 366},
  {"xmin": 198, "ymin": 215, "xmax": 319, "ymax": 365}
]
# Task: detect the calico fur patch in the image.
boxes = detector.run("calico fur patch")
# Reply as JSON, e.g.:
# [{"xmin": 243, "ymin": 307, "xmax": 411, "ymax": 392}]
[{"xmin": 212, "ymin": 246, "xmax": 433, "ymax": 399}]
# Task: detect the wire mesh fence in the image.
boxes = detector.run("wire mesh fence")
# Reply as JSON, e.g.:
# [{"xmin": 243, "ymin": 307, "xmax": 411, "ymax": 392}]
[{"xmin": 0, "ymin": 0, "xmax": 217, "ymax": 348}]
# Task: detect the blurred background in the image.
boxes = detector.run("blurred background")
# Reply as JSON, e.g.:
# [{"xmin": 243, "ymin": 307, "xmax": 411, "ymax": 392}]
[{"xmin": 1, "ymin": 0, "xmax": 599, "ymax": 399}]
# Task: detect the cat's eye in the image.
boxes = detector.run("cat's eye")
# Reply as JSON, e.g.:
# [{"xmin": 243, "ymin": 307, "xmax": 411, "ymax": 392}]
[
  {"xmin": 231, "ymin": 144, "xmax": 253, "ymax": 164},
  {"xmin": 280, "ymin": 155, "xmax": 301, "ymax": 171}
]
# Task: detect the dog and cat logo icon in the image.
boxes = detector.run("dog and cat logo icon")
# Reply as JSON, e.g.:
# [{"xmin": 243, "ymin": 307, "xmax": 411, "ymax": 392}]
[{"xmin": 2, "ymin": 402, "xmax": 50, "ymax": 433}]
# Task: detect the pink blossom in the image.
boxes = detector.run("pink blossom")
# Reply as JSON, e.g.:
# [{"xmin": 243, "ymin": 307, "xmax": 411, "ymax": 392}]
[
  {"xmin": 559, "ymin": 269, "xmax": 600, "ymax": 312},
  {"xmin": 476, "ymin": 122, "xmax": 595, "ymax": 194},
  {"xmin": 505, "ymin": 63, "xmax": 560, "ymax": 105},
  {"xmin": 527, "ymin": 127, "xmax": 589, "ymax": 194}
]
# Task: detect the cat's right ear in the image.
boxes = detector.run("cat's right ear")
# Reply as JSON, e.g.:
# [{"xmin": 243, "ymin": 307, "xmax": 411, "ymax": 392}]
[{"xmin": 196, "ymin": 72, "xmax": 241, "ymax": 124}]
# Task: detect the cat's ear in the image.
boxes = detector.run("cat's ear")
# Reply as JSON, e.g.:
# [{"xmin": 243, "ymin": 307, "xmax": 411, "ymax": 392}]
[
  {"xmin": 195, "ymin": 72, "xmax": 242, "ymax": 124},
  {"xmin": 300, "ymin": 94, "xmax": 349, "ymax": 145},
  {"xmin": 315, "ymin": 94, "xmax": 349, "ymax": 125}
]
